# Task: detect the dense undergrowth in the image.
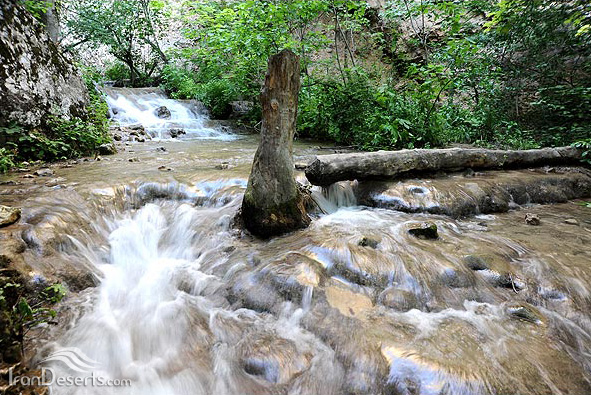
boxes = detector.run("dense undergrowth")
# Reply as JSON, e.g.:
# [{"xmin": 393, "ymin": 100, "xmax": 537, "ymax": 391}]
[{"xmin": 156, "ymin": 0, "xmax": 590, "ymax": 150}]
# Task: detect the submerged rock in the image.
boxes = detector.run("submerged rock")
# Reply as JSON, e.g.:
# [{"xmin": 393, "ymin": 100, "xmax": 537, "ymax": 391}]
[
  {"xmin": 564, "ymin": 218, "xmax": 578, "ymax": 225},
  {"xmin": 358, "ymin": 236, "xmax": 379, "ymax": 249},
  {"xmin": 464, "ymin": 255, "xmax": 490, "ymax": 271},
  {"xmin": 0, "ymin": 206, "xmax": 21, "ymax": 227},
  {"xmin": 408, "ymin": 222, "xmax": 439, "ymax": 240}
]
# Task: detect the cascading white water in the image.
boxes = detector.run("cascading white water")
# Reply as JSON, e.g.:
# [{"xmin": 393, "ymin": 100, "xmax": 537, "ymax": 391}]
[{"xmin": 103, "ymin": 87, "xmax": 235, "ymax": 140}]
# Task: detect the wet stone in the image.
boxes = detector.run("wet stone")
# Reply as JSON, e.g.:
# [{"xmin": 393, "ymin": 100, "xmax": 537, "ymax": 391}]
[
  {"xmin": 464, "ymin": 255, "xmax": 490, "ymax": 271},
  {"xmin": 506, "ymin": 303, "xmax": 544, "ymax": 324},
  {"xmin": 441, "ymin": 267, "xmax": 474, "ymax": 288},
  {"xmin": 358, "ymin": 236, "xmax": 379, "ymax": 249},
  {"xmin": 378, "ymin": 287, "xmax": 421, "ymax": 311},
  {"xmin": 0, "ymin": 206, "xmax": 21, "ymax": 227},
  {"xmin": 154, "ymin": 105, "xmax": 171, "ymax": 119},
  {"xmin": 34, "ymin": 168, "xmax": 54, "ymax": 177},
  {"xmin": 525, "ymin": 213, "xmax": 540, "ymax": 226},
  {"xmin": 408, "ymin": 222, "xmax": 439, "ymax": 240},
  {"xmin": 565, "ymin": 218, "xmax": 578, "ymax": 225},
  {"xmin": 98, "ymin": 143, "xmax": 117, "ymax": 155},
  {"xmin": 169, "ymin": 128, "xmax": 186, "ymax": 138}
]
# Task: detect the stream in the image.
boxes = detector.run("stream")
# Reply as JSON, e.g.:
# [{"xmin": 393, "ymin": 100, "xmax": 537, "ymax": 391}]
[{"xmin": 2, "ymin": 88, "xmax": 591, "ymax": 394}]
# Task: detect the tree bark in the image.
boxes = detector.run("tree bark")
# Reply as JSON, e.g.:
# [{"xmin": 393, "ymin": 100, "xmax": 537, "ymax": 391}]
[
  {"xmin": 305, "ymin": 147, "xmax": 585, "ymax": 186},
  {"xmin": 241, "ymin": 49, "xmax": 310, "ymax": 238},
  {"xmin": 41, "ymin": 0, "xmax": 60, "ymax": 43}
]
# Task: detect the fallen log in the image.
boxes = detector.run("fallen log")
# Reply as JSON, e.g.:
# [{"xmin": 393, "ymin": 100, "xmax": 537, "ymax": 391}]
[{"xmin": 305, "ymin": 146, "xmax": 585, "ymax": 186}]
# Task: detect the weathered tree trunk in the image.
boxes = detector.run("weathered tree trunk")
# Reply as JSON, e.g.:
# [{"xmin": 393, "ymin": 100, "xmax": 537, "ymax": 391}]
[
  {"xmin": 241, "ymin": 49, "xmax": 310, "ymax": 238},
  {"xmin": 305, "ymin": 147, "xmax": 585, "ymax": 186},
  {"xmin": 41, "ymin": 0, "xmax": 60, "ymax": 43}
]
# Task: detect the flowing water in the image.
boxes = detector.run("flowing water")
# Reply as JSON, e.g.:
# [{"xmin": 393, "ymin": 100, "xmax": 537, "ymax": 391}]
[{"xmin": 2, "ymin": 89, "xmax": 591, "ymax": 394}]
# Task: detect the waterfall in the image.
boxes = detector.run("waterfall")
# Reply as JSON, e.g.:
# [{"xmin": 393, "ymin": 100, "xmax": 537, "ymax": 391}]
[{"xmin": 103, "ymin": 87, "xmax": 235, "ymax": 140}]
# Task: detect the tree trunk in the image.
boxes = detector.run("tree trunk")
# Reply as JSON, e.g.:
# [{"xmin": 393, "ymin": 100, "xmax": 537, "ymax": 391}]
[
  {"xmin": 305, "ymin": 147, "xmax": 585, "ymax": 186},
  {"xmin": 41, "ymin": 0, "xmax": 60, "ymax": 43},
  {"xmin": 241, "ymin": 49, "xmax": 310, "ymax": 238}
]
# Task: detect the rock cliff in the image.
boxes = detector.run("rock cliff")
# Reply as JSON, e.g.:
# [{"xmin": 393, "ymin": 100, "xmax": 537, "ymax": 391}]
[{"xmin": 0, "ymin": 0, "xmax": 89, "ymax": 129}]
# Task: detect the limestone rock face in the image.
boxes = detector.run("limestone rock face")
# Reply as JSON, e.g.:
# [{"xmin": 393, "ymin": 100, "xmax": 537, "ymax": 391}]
[{"xmin": 0, "ymin": 0, "xmax": 89, "ymax": 131}]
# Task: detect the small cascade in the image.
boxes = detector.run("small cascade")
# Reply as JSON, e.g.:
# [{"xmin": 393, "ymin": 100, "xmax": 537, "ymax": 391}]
[
  {"xmin": 310, "ymin": 181, "xmax": 358, "ymax": 214},
  {"xmin": 103, "ymin": 87, "xmax": 234, "ymax": 140}
]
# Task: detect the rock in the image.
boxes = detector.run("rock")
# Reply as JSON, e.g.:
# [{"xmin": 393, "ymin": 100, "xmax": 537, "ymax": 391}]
[
  {"xmin": 22, "ymin": 174, "xmax": 35, "ymax": 178},
  {"xmin": 358, "ymin": 236, "xmax": 379, "ymax": 249},
  {"xmin": 506, "ymin": 303, "xmax": 544, "ymax": 324},
  {"xmin": 378, "ymin": 287, "xmax": 420, "ymax": 311},
  {"xmin": 230, "ymin": 101, "xmax": 254, "ymax": 118},
  {"xmin": 127, "ymin": 124, "xmax": 144, "ymax": 131},
  {"xmin": 113, "ymin": 133, "xmax": 123, "ymax": 141},
  {"xmin": 135, "ymin": 136, "xmax": 146, "ymax": 143},
  {"xmin": 565, "ymin": 218, "xmax": 579, "ymax": 225},
  {"xmin": 215, "ymin": 162, "xmax": 230, "ymax": 170},
  {"xmin": 0, "ymin": 1, "xmax": 89, "ymax": 129},
  {"xmin": 441, "ymin": 267, "xmax": 474, "ymax": 288},
  {"xmin": 17, "ymin": 168, "xmax": 30, "ymax": 172},
  {"xmin": 45, "ymin": 177, "xmax": 66, "ymax": 187},
  {"xmin": 34, "ymin": 168, "xmax": 54, "ymax": 177},
  {"xmin": 154, "ymin": 105, "xmax": 171, "ymax": 119},
  {"xmin": 156, "ymin": 146, "xmax": 167, "ymax": 152},
  {"xmin": 169, "ymin": 128, "xmax": 186, "ymax": 138},
  {"xmin": 158, "ymin": 166, "xmax": 172, "ymax": 171},
  {"xmin": 408, "ymin": 222, "xmax": 439, "ymax": 240},
  {"xmin": 464, "ymin": 255, "xmax": 490, "ymax": 271},
  {"xmin": 525, "ymin": 213, "xmax": 540, "ymax": 226},
  {"xmin": 294, "ymin": 162, "xmax": 308, "ymax": 170},
  {"xmin": 98, "ymin": 143, "xmax": 117, "ymax": 155},
  {"xmin": 128, "ymin": 157, "xmax": 139, "ymax": 163},
  {"xmin": 0, "ymin": 205, "xmax": 21, "ymax": 227}
]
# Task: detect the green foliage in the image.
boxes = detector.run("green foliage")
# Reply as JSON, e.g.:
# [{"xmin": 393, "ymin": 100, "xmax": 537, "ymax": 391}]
[
  {"xmin": 105, "ymin": 62, "xmax": 131, "ymax": 83},
  {"xmin": 0, "ymin": 148, "xmax": 16, "ymax": 173},
  {"xmin": 21, "ymin": 0, "xmax": 52, "ymax": 21},
  {"xmin": 1, "ymin": 279, "xmax": 66, "ymax": 356},
  {"xmin": 66, "ymin": 0, "xmax": 168, "ymax": 86},
  {"xmin": 572, "ymin": 139, "xmax": 591, "ymax": 165}
]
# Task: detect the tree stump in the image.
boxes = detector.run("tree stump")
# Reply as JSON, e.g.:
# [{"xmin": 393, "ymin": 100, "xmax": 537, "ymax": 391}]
[{"xmin": 241, "ymin": 49, "xmax": 310, "ymax": 238}]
